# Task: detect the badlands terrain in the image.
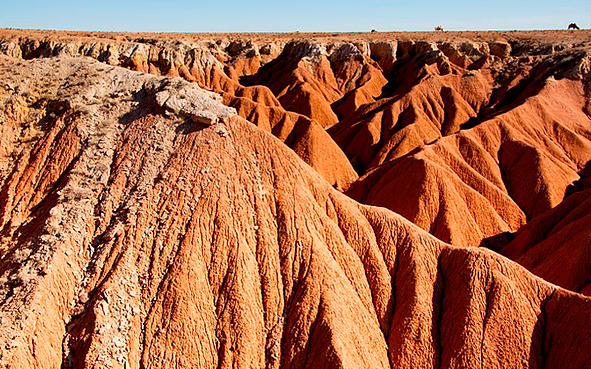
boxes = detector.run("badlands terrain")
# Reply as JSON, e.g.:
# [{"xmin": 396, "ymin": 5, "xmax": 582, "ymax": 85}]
[{"xmin": 0, "ymin": 28, "xmax": 590, "ymax": 368}]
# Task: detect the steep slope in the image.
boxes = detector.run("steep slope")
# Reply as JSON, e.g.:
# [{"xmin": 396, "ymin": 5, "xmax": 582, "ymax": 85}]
[
  {"xmin": 0, "ymin": 31, "xmax": 358, "ymax": 191},
  {"xmin": 329, "ymin": 39, "xmax": 495, "ymax": 174},
  {"xmin": 498, "ymin": 162, "xmax": 591, "ymax": 296},
  {"xmin": 222, "ymin": 93, "xmax": 358, "ymax": 190},
  {"xmin": 347, "ymin": 49, "xmax": 591, "ymax": 247},
  {"xmin": 245, "ymin": 41, "xmax": 388, "ymax": 127},
  {"xmin": 1, "ymin": 55, "xmax": 591, "ymax": 369}
]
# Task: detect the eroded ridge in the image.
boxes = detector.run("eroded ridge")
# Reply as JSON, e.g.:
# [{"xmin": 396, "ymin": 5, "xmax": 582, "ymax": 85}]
[{"xmin": 0, "ymin": 54, "xmax": 590, "ymax": 369}]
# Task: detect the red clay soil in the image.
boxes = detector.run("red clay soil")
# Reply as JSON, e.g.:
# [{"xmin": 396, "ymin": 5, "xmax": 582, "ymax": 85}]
[
  {"xmin": 499, "ymin": 162, "xmax": 591, "ymax": 296},
  {"xmin": 244, "ymin": 41, "xmax": 387, "ymax": 127},
  {"xmin": 346, "ymin": 46, "xmax": 591, "ymax": 247},
  {"xmin": 347, "ymin": 74, "xmax": 591, "ymax": 246},
  {"xmin": 0, "ymin": 29, "xmax": 362, "ymax": 191},
  {"xmin": 0, "ymin": 54, "xmax": 590, "ymax": 369},
  {"xmin": 328, "ymin": 40, "xmax": 495, "ymax": 173},
  {"xmin": 1, "ymin": 29, "xmax": 591, "ymax": 368},
  {"xmin": 222, "ymin": 92, "xmax": 358, "ymax": 190}
]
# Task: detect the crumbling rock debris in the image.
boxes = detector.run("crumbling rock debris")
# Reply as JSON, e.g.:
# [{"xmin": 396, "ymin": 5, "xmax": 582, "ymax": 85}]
[{"xmin": 144, "ymin": 77, "xmax": 235, "ymax": 125}]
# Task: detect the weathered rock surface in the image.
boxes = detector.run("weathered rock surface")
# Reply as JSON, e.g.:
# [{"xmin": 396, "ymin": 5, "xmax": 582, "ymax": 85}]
[
  {"xmin": 0, "ymin": 30, "xmax": 359, "ymax": 191},
  {"xmin": 222, "ymin": 92, "xmax": 359, "ymax": 190},
  {"xmin": 243, "ymin": 40, "xmax": 387, "ymax": 127},
  {"xmin": 344, "ymin": 44, "xmax": 591, "ymax": 248},
  {"xmin": 1, "ymin": 30, "xmax": 591, "ymax": 368},
  {"xmin": 498, "ymin": 161, "xmax": 591, "ymax": 295},
  {"xmin": 330, "ymin": 37, "xmax": 590, "ymax": 173},
  {"xmin": 348, "ymin": 75, "xmax": 591, "ymax": 246},
  {"xmin": 1, "ymin": 53, "xmax": 591, "ymax": 369}
]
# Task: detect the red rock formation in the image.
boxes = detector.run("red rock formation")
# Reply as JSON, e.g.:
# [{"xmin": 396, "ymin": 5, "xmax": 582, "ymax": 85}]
[
  {"xmin": 329, "ymin": 68, "xmax": 493, "ymax": 173},
  {"xmin": 329, "ymin": 38, "xmax": 511, "ymax": 174},
  {"xmin": 223, "ymin": 93, "xmax": 358, "ymax": 190},
  {"xmin": 247, "ymin": 41, "xmax": 387, "ymax": 127},
  {"xmin": 2, "ymin": 30, "xmax": 591, "ymax": 367},
  {"xmin": 1, "ymin": 33, "xmax": 362, "ymax": 191},
  {"xmin": 1, "ymin": 52, "xmax": 591, "ymax": 369},
  {"xmin": 499, "ymin": 162, "xmax": 591, "ymax": 295},
  {"xmin": 346, "ymin": 50, "xmax": 591, "ymax": 247}
]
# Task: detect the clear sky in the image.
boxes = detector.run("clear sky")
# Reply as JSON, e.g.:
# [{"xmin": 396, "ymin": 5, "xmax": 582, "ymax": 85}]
[{"xmin": 1, "ymin": 0, "xmax": 590, "ymax": 33}]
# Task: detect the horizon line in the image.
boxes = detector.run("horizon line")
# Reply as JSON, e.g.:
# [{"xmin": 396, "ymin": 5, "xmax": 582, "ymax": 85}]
[{"xmin": 2, "ymin": 27, "xmax": 589, "ymax": 34}]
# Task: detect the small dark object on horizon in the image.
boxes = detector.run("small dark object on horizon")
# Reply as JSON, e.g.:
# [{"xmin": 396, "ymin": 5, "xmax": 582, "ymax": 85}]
[
  {"xmin": 568, "ymin": 23, "xmax": 580, "ymax": 30},
  {"xmin": 435, "ymin": 25, "xmax": 444, "ymax": 31}
]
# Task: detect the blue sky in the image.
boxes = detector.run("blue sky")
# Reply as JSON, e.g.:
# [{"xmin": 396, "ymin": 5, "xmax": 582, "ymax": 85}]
[{"xmin": 1, "ymin": 0, "xmax": 590, "ymax": 32}]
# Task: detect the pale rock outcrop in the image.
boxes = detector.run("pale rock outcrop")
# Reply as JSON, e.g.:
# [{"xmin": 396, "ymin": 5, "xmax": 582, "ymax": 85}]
[{"xmin": 369, "ymin": 41, "xmax": 397, "ymax": 74}]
